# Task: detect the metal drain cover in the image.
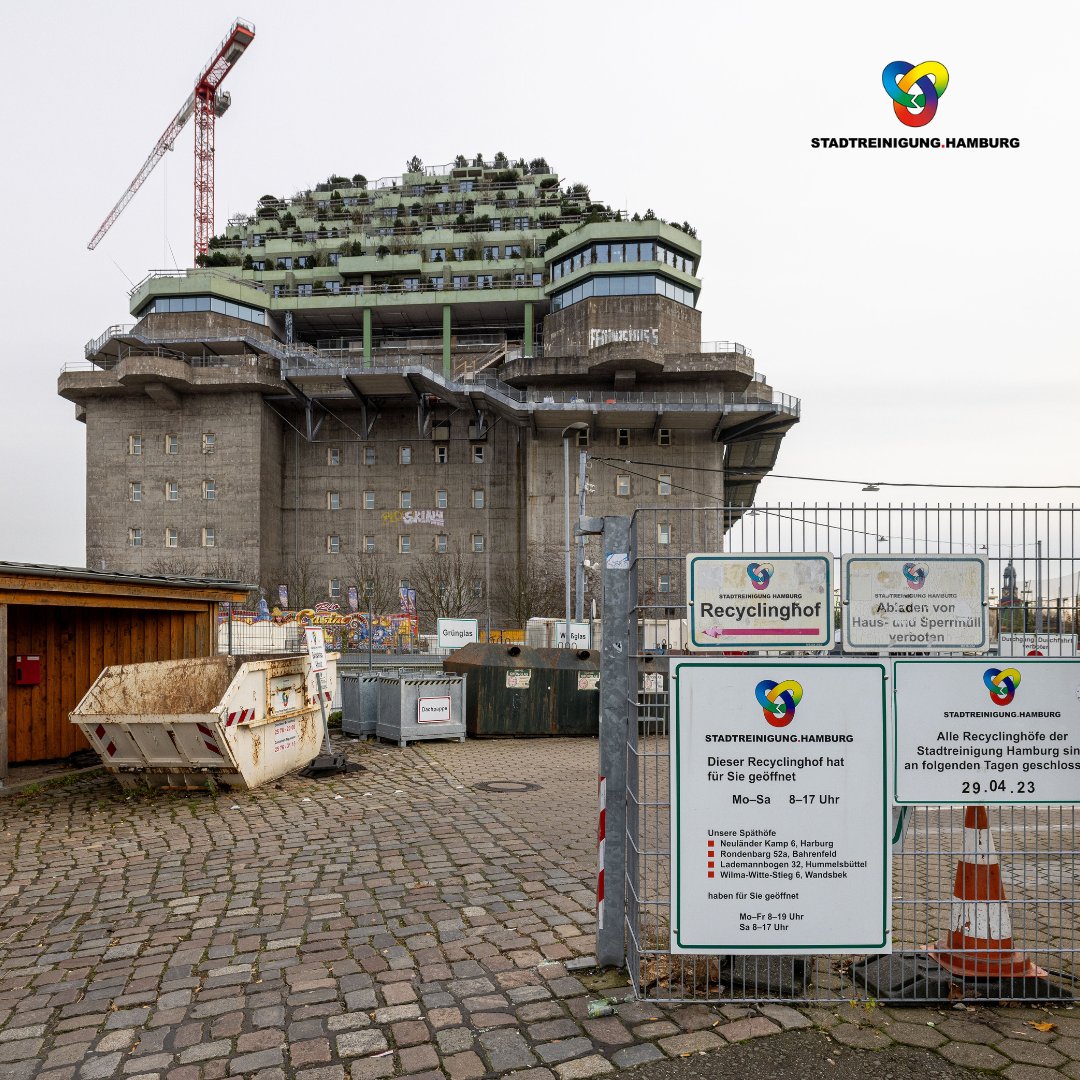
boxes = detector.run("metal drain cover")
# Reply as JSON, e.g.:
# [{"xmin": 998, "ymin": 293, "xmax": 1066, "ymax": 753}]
[{"xmin": 472, "ymin": 780, "xmax": 541, "ymax": 793}]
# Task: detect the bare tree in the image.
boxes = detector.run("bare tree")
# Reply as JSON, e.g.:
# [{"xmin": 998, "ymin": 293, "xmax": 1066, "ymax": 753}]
[
  {"xmin": 263, "ymin": 556, "xmax": 323, "ymax": 611},
  {"xmin": 411, "ymin": 553, "xmax": 485, "ymax": 632},
  {"xmin": 489, "ymin": 545, "xmax": 564, "ymax": 628},
  {"xmin": 144, "ymin": 554, "xmax": 203, "ymax": 578},
  {"xmin": 343, "ymin": 552, "xmax": 401, "ymax": 618}
]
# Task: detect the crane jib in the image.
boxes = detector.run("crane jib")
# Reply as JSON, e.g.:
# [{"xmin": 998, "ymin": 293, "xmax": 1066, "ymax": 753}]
[{"xmin": 86, "ymin": 18, "xmax": 255, "ymax": 257}]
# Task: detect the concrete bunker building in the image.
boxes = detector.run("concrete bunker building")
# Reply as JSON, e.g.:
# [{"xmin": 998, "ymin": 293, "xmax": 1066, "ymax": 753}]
[{"xmin": 62, "ymin": 157, "xmax": 799, "ymax": 620}]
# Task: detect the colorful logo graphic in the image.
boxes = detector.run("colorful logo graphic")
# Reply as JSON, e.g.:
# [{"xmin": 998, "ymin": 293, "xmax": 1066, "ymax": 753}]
[
  {"xmin": 903, "ymin": 561, "xmax": 929, "ymax": 590},
  {"xmin": 755, "ymin": 679, "xmax": 803, "ymax": 728},
  {"xmin": 746, "ymin": 562, "xmax": 774, "ymax": 591},
  {"xmin": 882, "ymin": 60, "xmax": 949, "ymax": 127},
  {"xmin": 984, "ymin": 667, "xmax": 1021, "ymax": 707}
]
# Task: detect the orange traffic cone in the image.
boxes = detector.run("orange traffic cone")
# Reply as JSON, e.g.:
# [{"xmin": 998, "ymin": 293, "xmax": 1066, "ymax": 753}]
[{"xmin": 929, "ymin": 805, "xmax": 1045, "ymax": 979}]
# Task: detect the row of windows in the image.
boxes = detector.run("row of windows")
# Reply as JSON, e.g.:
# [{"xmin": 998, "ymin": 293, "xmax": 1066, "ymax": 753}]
[
  {"xmin": 549, "ymin": 241, "xmax": 695, "ymax": 281},
  {"xmin": 427, "ymin": 244, "xmax": 525, "ymax": 261},
  {"xmin": 328, "ymin": 445, "xmax": 486, "ymax": 466},
  {"xmin": 329, "ymin": 476, "xmax": 677, "ymax": 509},
  {"xmin": 617, "ymin": 475, "xmax": 673, "ymax": 497},
  {"xmin": 129, "ymin": 433, "xmax": 216, "ymax": 456},
  {"xmin": 270, "ymin": 274, "xmax": 544, "ymax": 298},
  {"xmin": 130, "ymin": 481, "xmax": 217, "ymax": 502},
  {"xmin": 549, "ymin": 274, "xmax": 696, "ymax": 313},
  {"xmin": 324, "ymin": 575, "xmax": 485, "ymax": 601},
  {"xmin": 328, "ymin": 489, "xmax": 486, "ymax": 511},
  {"xmin": 141, "ymin": 297, "xmax": 266, "ymax": 325},
  {"xmin": 568, "ymin": 427, "xmax": 672, "ymax": 449},
  {"xmin": 129, "ymin": 527, "xmax": 216, "ymax": 548},
  {"xmin": 326, "ymin": 534, "xmax": 486, "ymax": 555}
]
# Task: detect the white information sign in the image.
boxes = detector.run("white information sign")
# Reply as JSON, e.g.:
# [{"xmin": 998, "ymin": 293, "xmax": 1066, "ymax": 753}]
[
  {"xmin": 998, "ymin": 633, "xmax": 1078, "ymax": 658},
  {"xmin": 304, "ymin": 627, "xmax": 328, "ymax": 673},
  {"xmin": 417, "ymin": 695, "xmax": 452, "ymax": 724},
  {"xmin": 893, "ymin": 658, "xmax": 1080, "ymax": 804},
  {"xmin": 670, "ymin": 659, "xmax": 890, "ymax": 954},
  {"xmin": 437, "ymin": 618, "xmax": 480, "ymax": 649},
  {"xmin": 843, "ymin": 554, "xmax": 988, "ymax": 653},
  {"xmin": 555, "ymin": 621, "xmax": 592, "ymax": 649},
  {"xmin": 686, "ymin": 553, "xmax": 832, "ymax": 651}
]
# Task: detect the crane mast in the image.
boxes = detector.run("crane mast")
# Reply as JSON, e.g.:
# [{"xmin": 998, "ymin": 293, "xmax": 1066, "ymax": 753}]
[{"xmin": 87, "ymin": 19, "xmax": 255, "ymax": 262}]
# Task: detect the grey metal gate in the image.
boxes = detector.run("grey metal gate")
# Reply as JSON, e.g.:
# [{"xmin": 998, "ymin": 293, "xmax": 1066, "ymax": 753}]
[{"xmin": 612, "ymin": 504, "xmax": 1080, "ymax": 1004}]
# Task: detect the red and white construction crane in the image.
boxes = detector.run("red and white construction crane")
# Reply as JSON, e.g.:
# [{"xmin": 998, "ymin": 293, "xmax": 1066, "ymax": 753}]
[{"xmin": 87, "ymin": 18, "xmax": 255, "ymax": 262}]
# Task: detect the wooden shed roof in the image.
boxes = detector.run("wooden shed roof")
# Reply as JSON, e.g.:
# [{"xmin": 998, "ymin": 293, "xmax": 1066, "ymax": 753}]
[{"xmin": 0, "ymin": 561, "xmax": 253, "ymax": 609}]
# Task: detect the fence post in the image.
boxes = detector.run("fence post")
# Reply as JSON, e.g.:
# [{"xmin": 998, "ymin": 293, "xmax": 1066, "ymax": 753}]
[{"xmin": 596, "ymin": 515, "xmax": 631, "ymax": 968}]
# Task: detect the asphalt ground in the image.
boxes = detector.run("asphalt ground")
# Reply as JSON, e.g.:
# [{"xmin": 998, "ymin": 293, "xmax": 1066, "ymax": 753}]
[{"xmin": 1, "ymin": 735, "xmax": 1077, "ymax": 1080}]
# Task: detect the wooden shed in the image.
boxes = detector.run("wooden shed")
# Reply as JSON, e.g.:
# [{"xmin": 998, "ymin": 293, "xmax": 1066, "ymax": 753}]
[{"xmin": 0, "ymin": 562, "xmax": 251, "ymax": 781}]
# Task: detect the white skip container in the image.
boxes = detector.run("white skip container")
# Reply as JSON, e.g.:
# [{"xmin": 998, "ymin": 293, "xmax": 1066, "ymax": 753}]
[{"xmin": 70, "ymin": 653, "xmax": 337, "ymax": 791}]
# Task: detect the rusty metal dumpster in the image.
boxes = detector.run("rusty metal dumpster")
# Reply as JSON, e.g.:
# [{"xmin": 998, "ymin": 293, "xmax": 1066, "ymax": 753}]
[
  {"xmin": 443, "ymin": 644, "xmax": 600, "ymax": 736},
  {"xmin": 70, "ymin": 653, "xmax": 336, "ymax": 791}
]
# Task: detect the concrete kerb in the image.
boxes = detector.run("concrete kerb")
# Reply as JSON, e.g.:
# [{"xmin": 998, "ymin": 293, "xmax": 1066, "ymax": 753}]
[
  {"xmin": 0, "ymin": 761, "xmax": 104, "ymax": 797},
  {"xmin": 0, "ymin": 733, "xmax": 1077, "ymax": 1080}
]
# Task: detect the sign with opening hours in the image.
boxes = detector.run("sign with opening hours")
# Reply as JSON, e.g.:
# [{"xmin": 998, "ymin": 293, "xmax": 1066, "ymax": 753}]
[{"xmin": 669, "ymin": 658, "xmax": 889, "ymax": 954}]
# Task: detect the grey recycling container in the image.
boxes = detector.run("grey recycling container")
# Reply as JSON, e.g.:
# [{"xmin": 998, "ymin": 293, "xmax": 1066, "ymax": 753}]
[
  {"xmin": 340, "ymin": 671, "xmax": 379, "ymax": 737},
  {"xmin": 375, "ymin": 671, "xmax": 466, "ymax": 747}
]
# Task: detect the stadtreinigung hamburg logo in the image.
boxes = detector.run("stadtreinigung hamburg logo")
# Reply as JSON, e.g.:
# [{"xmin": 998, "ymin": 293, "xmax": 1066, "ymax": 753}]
[
  {"xmin": 882, "ymin": 61, "xmax": 949, "ymax": 126},
  {"xmin": 746, "ymin": 561, "xmax": 773, "ymax": 592},
  {"xmin": 755, "ymin": 679, "xmax": 803, "ymax": 728},
  {"xmin": 984, "ymin": 667, "xmax": 1021, "ymax": 707},
  {"xmin": 903, "ymin": 561, "xmax": 929, "ymax": 590}
]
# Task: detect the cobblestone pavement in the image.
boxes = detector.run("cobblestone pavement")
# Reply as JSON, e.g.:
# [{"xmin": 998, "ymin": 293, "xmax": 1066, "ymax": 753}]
[{"xmin": 1, "ymin": 736, "xmax": 1077, "ymax": 1080}]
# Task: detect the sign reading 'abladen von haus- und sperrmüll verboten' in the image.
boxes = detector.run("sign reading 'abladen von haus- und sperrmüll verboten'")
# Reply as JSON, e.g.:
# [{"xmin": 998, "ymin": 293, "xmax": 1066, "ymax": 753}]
[{"xmin": 842, "ymin": 554, "xmax": 988, "ymax": 652}]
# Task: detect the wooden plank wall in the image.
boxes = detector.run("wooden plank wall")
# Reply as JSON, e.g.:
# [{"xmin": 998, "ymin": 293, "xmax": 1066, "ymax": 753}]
[{"xmin": 6, "ymin": 604, "xmax": 214, "ymax": 765}]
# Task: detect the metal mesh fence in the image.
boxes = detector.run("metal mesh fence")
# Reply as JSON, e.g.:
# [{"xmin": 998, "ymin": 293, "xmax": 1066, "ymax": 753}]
[{"xmin": 624, "ymin": 504, "xmax": 1079, "ymax": 1003}]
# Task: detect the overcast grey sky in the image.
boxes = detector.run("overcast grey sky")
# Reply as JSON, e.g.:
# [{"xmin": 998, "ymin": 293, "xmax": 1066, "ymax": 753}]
[{"xmin": 1, "ymin": 1, "xmax": 1075, "ymax": 566}]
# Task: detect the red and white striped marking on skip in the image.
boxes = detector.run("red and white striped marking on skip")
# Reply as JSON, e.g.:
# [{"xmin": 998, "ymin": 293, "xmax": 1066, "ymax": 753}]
[{"xmin": 596, "ymin": 775, "xmax": 606, "ymax": 930}]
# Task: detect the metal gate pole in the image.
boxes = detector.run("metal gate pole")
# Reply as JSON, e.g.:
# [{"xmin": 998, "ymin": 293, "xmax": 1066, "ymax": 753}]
[{"xmin": 594, "ymin": 515, "xmax": 631, "ymax": 968}]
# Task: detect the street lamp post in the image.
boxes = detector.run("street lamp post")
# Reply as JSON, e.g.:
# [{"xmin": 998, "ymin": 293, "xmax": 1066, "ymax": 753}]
[
  {"xmin": 1035, "ymin": 540, "xmax": 1044, "ymax": 636},
  {"xmin": 575, "ymin": 449, "xmax": 587, "ymax": 622},
  {"xmin": 365, "ymin": 586, "xmax": 373, "ymax": 672},
  {"xmin": 561, "ymin": 423, "xmax": 588, "ymax": 648}
]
